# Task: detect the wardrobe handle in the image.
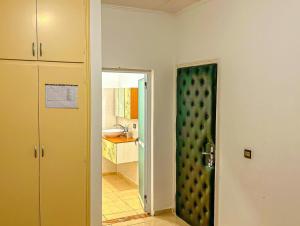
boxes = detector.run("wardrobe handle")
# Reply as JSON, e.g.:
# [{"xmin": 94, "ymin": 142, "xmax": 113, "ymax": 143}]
[
  {"xmin": 41, "ymin": 146, "xmax": 45, "ymax": 158},
  {"xmin": 34, "ymin": 146, "xmax": 38, "ymax": 158},
  {"xmin": 32, "ymin": 43, "xmax": 35, "ymax": 56},
  {"xmin": 39, "ymin": 43, "xmax": 43, "ymax": 57}
]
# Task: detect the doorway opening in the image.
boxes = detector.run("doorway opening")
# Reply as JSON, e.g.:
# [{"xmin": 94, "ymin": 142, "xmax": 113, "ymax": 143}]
[{"xmin": 101, "ymin": 69, "xmax": 152, "ymax": 224}]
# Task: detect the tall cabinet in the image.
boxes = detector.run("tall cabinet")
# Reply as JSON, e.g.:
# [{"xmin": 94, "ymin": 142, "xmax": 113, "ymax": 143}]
[
  {"xmin": 0, "ymin": 61, "xmax": 40, "ymax": 226},
  {"xmin": 115, "ymin": 88, "xmax": 138, "ymax": 120},
  {"xmin": 0, "ymin": 1, "xmax": 88, "ymax": 226}
]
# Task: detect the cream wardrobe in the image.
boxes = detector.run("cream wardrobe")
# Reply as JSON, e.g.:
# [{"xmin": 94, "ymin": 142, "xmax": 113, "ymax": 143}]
[{"xmin": 0, "ymin": 1, "xmax": 89, "ymax": 226}]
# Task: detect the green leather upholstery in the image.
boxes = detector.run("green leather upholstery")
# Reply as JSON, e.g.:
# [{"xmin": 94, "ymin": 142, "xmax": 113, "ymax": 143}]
[{"xmin": 176, "ymin": 64, "xmax": 217, "ymax": 226}]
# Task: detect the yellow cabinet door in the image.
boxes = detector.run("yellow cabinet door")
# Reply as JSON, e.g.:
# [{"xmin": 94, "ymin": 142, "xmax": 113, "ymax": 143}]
[
  {"xmin": 0, "ymin": 61, "xmax": 39, "ymax": 226},
  {"xmin": 37, "ymin": 0, "xmax": 86, "ymax": 62},
  {"xmin": 0, "ymin": 0, "xmax": 37, "ymax": 60},
  {"xmin": 39, "ymin": 63, "xmax": 87, "ymax": 226}
]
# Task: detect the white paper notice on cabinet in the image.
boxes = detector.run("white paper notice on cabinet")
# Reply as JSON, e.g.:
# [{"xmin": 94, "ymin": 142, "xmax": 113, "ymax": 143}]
[{"xmin": 45, "ymin": 84, "xmax": 78, "ymax": 109}]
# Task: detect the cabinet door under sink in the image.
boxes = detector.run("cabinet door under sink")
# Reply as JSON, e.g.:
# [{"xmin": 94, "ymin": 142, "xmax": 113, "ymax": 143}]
[{"xmin": 117, "ymin": 143, "xmax": 138, "ymax": 164}]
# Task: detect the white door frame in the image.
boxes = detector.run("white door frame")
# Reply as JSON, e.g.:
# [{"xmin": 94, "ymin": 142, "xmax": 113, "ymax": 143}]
[
  {"xmin": 102, "ymin": 67, "xmax": 153, "ymax": 215},
  {"xmin": 173, "ymin": 59, "xmax": 221, "ymax": 226}
]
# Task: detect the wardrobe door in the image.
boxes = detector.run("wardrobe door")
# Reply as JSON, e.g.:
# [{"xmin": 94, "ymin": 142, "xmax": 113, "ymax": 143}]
[
  {"xmin": 37, "ymin": 0, "xmax": 86, "ymax": 62},
  {"xmin": 0, "ymin": 61, "xmax": 39, "ymax": 226},
  {"xmin": 0, "ymin": 0, "xmax": 37, "ymax": 60},
  {"xmin": 39, "ymin": 63, "xmax": 87, "ymax": 226}
]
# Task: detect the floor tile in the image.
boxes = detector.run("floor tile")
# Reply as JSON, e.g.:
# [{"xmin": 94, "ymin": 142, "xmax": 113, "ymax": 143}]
[
  {"xmin": 123, "ymin": 199, "xmax": 143, "ymax": 210},
  {"xmin": 102, "ymin": 174, "xmax": 145, "ymax": 223}
]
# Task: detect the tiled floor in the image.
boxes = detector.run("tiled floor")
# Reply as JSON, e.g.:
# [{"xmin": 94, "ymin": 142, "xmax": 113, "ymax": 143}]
[
  {"xmin": 102, "ymin": 174, "xmax": 145, "ymax": 222},
  {"xmin": 107, "ymin": 213, "xmax": 190, "ymax": 226}
]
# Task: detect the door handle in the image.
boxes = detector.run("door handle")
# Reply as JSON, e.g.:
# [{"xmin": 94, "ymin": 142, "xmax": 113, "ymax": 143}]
[
  {"xmin": 41, "ymin": 145, "xmax": 45, "ymax": 158},
  {"xmin": 202, "ymin": 143, "xmax": 215, "ymax": 167},
  {"xmin": 32, "ymin": 43, "xmax": 36, "ymax": 56},
  {"xmin": 39, "ymin": 43, "xmax": 43, "ymax": 57},
  {"xmin": 202, "ymin": 144, "xmax": 215, "ymax": 154},
  {"xmin": 34, "ymin": 146, "xmax": 38, "ymax": 158}
]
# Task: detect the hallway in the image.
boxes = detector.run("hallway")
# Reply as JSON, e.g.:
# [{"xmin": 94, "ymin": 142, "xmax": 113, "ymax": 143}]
[{"xmin": 102, "ymin": 174, "xmax": 145, "ymax": 223}]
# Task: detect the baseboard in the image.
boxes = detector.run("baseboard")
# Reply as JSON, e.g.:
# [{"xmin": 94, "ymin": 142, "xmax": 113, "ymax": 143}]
[
  {"xmin": 153, "ymin": 208, "xmax": 175, "ymax": 216},
  {"xmin": 102, "ymin": 172, "xmax": 138, "ymax": 187},
  {"xmin": 102, "ymin": 172, "xmax": 117, "ymax": 176},
  {"xmin": 117, "ymin": 172, "xmax": 138, "ymax": 187}
]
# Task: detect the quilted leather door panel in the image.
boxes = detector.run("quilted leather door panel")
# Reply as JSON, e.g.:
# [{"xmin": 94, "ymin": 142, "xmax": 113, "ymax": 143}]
[{"xmin": 176, "ymin": 64, "xmax": 217, "ymax": 226}]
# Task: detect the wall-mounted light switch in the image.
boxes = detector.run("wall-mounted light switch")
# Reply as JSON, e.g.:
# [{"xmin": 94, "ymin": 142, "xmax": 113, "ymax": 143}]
[
  {"xmin": 244, "ymin": 149, "xmax": 252, "ymax": 159},
  {"xmin": 133, "ymin": 124, "xmax": 137, "ymax": 129}
]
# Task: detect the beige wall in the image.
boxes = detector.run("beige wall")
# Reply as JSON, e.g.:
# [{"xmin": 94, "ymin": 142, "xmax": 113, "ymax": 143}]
[
  {"xmin": 102, "ymin": 4, "xmax": 176, "ymax": 211},
  {"xmin": 176, "ymin": 1, "xmax": 300, "ymax": 226},
  {"xmin": 102, "ymin": 1, "xmax": 300, "ymax": 224}
]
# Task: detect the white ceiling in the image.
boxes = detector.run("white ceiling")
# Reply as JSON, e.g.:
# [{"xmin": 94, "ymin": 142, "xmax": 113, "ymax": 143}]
[{"xmin": 102, "ymin": 0, "xmax": 200, "ymax": 13}]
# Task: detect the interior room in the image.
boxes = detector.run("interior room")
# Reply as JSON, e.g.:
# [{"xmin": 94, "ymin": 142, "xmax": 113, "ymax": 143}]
[
  {"xmin": 101, "ymin": 71, "xmax": 148, "ymax": 224},
  {"xmin": 2, "ymin": 0, "xmax": 300, "ymax": 226}
]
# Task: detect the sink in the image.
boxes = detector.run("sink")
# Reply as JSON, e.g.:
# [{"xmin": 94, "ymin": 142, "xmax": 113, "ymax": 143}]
[{"xmin": 102, "ymin": 128, "xmax": 124, "ymax": 138}]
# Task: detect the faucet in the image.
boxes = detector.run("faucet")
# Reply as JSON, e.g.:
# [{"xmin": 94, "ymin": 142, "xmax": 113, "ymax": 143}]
[{"xmin": 114, "ymin": 124, "xmax": 129, "ymax": 133}]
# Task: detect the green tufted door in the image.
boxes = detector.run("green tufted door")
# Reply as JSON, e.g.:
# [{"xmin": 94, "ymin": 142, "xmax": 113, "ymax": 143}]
[{"xmin": 176, "ymin": 64, "xmax": 217, "ymax": 226}]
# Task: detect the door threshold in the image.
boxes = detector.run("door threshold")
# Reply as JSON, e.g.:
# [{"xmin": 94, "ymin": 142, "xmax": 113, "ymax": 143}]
[{"xmin": 102, "ymin": 213, "xmax": 150, "ymax": 225}]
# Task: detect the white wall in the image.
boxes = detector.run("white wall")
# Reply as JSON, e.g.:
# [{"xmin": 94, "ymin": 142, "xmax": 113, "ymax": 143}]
[
  {"xmin": 116, "ymin": 118, "xmax": 139, "ymax": 184},
  {"xmin": 117, "ymin": 117, "xmax": 139, "ymax": 138},
  {"xmin": 117, "ymin": 162, "xmax": 139, "ymax": 185},
  {"xmin": 176, "ymin": 1, "xmax": 300, "ymax": 226},
  {"xmin": 102, "ymin": 72, "xmax": 145, "ymax": 88},
  {"xmin": 102, "ymin": 89, "xmax": 117, "ymax": 174},
  {"xmin": 102, "ymin": 89, "xmax": 116, "ymax": 129},
  {"xmin": 102, "ymin": 4, "xmax": 176, "ymax": 211}
]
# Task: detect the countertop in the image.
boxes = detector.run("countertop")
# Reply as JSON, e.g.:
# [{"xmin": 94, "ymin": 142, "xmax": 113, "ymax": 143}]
[{"xmin": 102, "ymin": 136, "xmax": 137, "ymax": 144}]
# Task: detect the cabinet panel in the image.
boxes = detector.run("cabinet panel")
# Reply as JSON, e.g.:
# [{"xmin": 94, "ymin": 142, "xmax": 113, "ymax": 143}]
[
  {"xmin": 125, "ymin": 88, "xmax": 131, "ymax": 119},
  {"xmin": 116, "ymin": 88, "xmax": 138, "ymax": 119},
  {"xmin": 0, "ymin": 61, "xmax": 39, "ymax": 226},
  {"xmin": 118, "ymin": 88, "xmax": 125, "ymax": 117},
  {"xmin": 37, "ymin": 0, "xmax": 86, "ymax": 62},
  {"xmin": 39, "ymin": 63, "xmax": 87, "ymax": 226},
  {"xmin": 131, "ymin": 88, "xmax": 138, "ymax": 119},
  {"xmin": 102, "ymin": 140, "xmax": 138, "ymax": 164},
  {"xmin": 0, "ymin": 1, "xmax": 37, "ymax": 60},
  {"xmin": 102, "ymin": 139, "xmax": 117, "ymax": 164},
  {"xmin": 115, "ymin": 89, "xmax": 119, "ymax": 117},
  {"xmin": 117, "ymin": 142, "xmax": 138, "ymax": 164},
  {"xmin": 124, "ymin": 88, "xmax": 138, "ymax": 120}
]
